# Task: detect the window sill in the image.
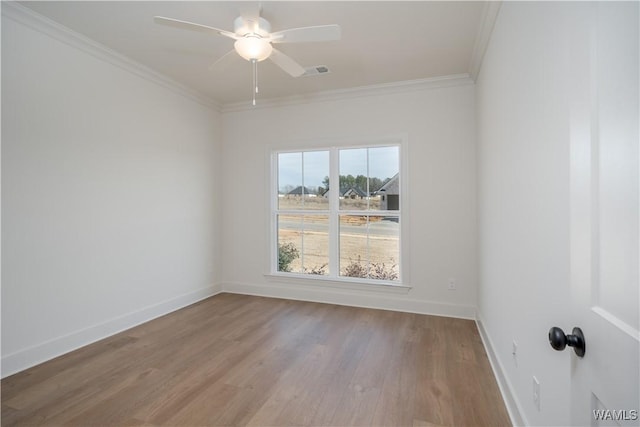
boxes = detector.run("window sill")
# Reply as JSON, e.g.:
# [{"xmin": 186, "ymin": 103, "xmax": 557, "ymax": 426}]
[{"xmin": 264, "ymin": 273, "xmax": 411, "ymax": 294}]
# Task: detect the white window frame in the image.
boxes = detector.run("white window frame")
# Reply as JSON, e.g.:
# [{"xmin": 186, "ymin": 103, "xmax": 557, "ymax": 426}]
[{"xmin": 267, "ymin": 135, "xmax": 410, "ymax": 290}]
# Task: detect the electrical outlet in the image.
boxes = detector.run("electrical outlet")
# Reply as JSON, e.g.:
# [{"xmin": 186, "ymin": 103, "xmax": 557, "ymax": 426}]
[
  {"xmin": 533, "ymin": 376, "xmax": 540, "ymax": 411},
  {"xmin": 448, "ymin": 278, "xmax": 456, "ymax": 290}
]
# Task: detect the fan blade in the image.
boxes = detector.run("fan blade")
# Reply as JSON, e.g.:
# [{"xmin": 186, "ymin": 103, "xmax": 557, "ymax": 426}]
[
  {"xmin": 208, "ymin": 49, "xmax": 239, "ymax": 71},
  {"xmin": 269, "ymin": 48, "xmax": 305, "ymax": 77},
  {"xmin": 154, "ymin": 16, "xmax": 237, "ymax": 39},
  {"xmin": 271, "ymin": 25, "xmax": 341, "ymax": 43}
]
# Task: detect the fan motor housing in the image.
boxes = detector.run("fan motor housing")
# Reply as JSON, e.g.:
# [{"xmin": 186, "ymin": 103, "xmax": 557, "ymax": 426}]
[{"xmin": 234, "ymin": 16, "xmax": 271, "ymax": 37}]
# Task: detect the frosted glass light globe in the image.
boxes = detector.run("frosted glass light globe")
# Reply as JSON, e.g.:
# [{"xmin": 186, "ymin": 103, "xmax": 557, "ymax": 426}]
[{"xmin": 234, "ymin": 35, "xmax": 273, "ymax": 61}]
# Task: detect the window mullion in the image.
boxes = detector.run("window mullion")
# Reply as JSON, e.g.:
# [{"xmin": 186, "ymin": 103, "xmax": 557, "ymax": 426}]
[
  {"xmin": 366, "ymin": 148, "xmax": 370, "ymax": 210},
  {"xmin": 300, "ymin": 153, "xmax": 305, "ymax": 272},
  {"xmin": 329, "ymin": 147, "xmax": 339, "ymax": 279},
  {"xmin": 301, "ymin": 152, "xmax": 305, "ymax": 209},
  {"xmin": 365, "ymin": 148, "xmax": 370, "ymax": 276},
  {"xmin": 271, "ymin": 153, "xmax": 279, "ymax": 273},
  {"xmin": 300, "ymin": 215, "xmax": 305, "ymax": 274},
  {"xmin": 366, "ymin": 216, "xmax": 371, "ymax": 279}
]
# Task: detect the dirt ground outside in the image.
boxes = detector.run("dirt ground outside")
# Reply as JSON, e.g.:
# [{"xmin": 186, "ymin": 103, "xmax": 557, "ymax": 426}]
[{"xmin": 278, "ymin": 194, "xmax": 383, "ymax": 211}]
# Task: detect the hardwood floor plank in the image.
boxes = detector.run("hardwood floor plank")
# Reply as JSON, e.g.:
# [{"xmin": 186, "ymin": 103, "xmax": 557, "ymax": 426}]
[
  {"xmin": 56, "ymin": 368, "xmax": 168, "ymax": 426},
  {"xmin": 246, "ymin": 304, "xmax": 362, "ymax": 426},
  {"xmin": 1, "ymin": 334, "xmax": 138, "ymax": 402},
  {"xmin": 329, "ymin": 309, "xmax": 403, "ymax": 426},
  {"xmin": 273, "ymin": 309, "xmax": 366, "ymax": 426},
  {"xmin": 370, "ymin": 314, "xmax": 419, "ymax": 427},
  {"xmin": 1, "ymin": 294, "xmax": 511, "ymax": 427},
  {"xmin": 244, "ymin": 343, "xmax": 329, "ymax": 426},
  {"xmin": 306, "ymin": 308, "xmax": 376, "ymax": 426},
  {"xmin": 211, "ymin": 332, "xmax": 321, "ymax": 424},
  {"xmin": 155, "ymin": 382, "xmax": 242, "ymax": 426}
]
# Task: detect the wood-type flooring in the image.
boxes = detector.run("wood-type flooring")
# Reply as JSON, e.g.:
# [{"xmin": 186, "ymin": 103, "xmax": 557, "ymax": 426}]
[{"xmin": 2, "ymin": 293, "xmax": 511, "ymax": 426}]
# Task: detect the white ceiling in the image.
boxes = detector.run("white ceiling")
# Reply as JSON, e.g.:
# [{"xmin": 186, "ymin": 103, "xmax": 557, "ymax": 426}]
[{"xmin": 20, "ymin": 1, "xmax": 487, "ymax": 106}]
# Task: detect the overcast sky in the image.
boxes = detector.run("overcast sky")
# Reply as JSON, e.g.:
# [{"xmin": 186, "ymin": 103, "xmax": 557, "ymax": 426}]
[{"xmin": 278, "ymin": 147, "xmax": 399, "ymax": 191}]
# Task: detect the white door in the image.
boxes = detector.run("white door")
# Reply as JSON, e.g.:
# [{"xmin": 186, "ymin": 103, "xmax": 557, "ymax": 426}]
[{"xmin": 568, "ymin": 2, "xmax": 639, "ymax": 426}]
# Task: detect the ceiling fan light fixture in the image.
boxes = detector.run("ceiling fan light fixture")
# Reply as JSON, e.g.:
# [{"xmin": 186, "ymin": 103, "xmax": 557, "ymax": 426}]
[
  {"xmin": 154, "ymin": 13, "xmax": 341, "ymax": 105},
  {"xmin": 234, "ymin": 35, "xmax": 273, "ymax": 61}
]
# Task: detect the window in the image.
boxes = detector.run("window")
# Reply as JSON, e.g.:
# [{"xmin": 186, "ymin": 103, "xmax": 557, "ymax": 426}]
[{"xmin": 272, "ymin": 143, "xmax": 402, "ymax": 284}]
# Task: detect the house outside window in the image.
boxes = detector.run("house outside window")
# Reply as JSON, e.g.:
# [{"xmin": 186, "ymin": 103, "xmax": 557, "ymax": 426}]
[{"xmin": 272, "ymin": 141, "xmax": 404, "ymax": 285}]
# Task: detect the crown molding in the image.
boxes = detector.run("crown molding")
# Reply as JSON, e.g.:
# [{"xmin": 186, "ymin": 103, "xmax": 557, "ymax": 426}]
[
  {"xmin": 3, "ymin": 1, "xmax": 481, "ymax": 115},
  {"xmin": 221, "ymin": 73, "xmax": 474, "ymax": 113},
  {"xmin": 469, "ymin": 1, "xmax": 502, "ymax": 81},
  {"xmin": 1, "ymin": 1, "xmax": 221, "ymax": 111}
]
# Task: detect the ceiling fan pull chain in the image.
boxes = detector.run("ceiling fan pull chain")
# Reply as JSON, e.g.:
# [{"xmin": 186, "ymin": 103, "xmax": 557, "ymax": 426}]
[
  {"xmin": 252, "ymin": 58, "xmax": 257, "ymax": 106},
  {"xmin": 253, "ymin": 60, "xmax": 258, "ymax": 93}
]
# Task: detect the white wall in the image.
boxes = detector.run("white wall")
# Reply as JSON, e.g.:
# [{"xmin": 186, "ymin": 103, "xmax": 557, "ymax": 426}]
[
  {"xmin": 476, "ymin": 2, "xmax": 583, "ymax": 425},
  {"xmin": 1, "ymin": 7, "xmax": 222, "ymax": 376},
  {"xmin": 221, "ymin": 81, "xmax": 478, "ymax": 318}
]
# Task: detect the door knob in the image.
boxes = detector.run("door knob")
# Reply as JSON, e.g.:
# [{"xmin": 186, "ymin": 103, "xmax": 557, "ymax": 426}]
[{"xmin": 548, "ymin": 326, "xmax": 585, "ymax": 357}]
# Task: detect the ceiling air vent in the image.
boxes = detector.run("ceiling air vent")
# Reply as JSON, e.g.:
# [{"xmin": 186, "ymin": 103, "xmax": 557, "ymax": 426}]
[{"xmin": 302, "ymin": 65, "xmax": 330, "ymax": 77}]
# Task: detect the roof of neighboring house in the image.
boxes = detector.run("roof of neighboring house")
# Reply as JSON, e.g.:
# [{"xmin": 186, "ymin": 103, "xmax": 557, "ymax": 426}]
[
  {"xmin": 342, "ymin": 186, "xmax": 368, "ymax": 197},
  {"xmin": 323, "ymin": 187, "xmax": 369, "ymax": 198},
  {"xmin": 376, "ymin": 173, "xmax": 399, "ymax": 194},
  {"xmin": 286, "ymin": 186, "xmax": 315, "ymax": 195}
]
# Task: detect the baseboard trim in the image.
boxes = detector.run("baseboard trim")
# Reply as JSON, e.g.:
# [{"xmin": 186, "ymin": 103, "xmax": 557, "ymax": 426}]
[
  {"xmin": 475, "ymin": 311, "xmax": 527, "ymax": 426},
  {"xmin": 221, "ymin": 281, "xmax": 476, "ymax": 320},
  {"xmin": 1, "ymin": 284, "xmax": 223, "ymax": 378}
]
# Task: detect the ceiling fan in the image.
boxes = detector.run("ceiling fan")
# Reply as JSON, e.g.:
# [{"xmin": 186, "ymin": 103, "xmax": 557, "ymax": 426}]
[{"xmin": 154, "ymin": 11, "xmax": 341, "ymax": 105}]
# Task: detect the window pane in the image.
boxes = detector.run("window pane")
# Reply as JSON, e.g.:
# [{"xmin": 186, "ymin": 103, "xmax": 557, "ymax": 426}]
[
  {"xmin": 301, "ymin": 215, "xmax": 329, "ymax": 275},
  {"xmin": 368, "ymin": 215, "xmax": 400, "ymax": 281},
  {"xmin": 339, "ymin": 148, "xmax": 368, "ymax": 210},
  {"xmin": 302, "ymin": 151, "xmax": 329, "ymax": 210},
  {"xmin": 339, "ymin": 215, "xmax": 399, "ymax": 281},
  {"xmin": 278, "ymin": 214, "xmax": 329, "ymax": 275},
  {"xmin": 339, "ymin": 146, "xmax": 400, "ymax": 211},
  {"xmin": 278, "ymin": 214, "xmax": 302, "ymax": 273},
  {"xmin": 278, "ymin": 151, "xmax": 329, "ymax": 210},
  {"xmin": 278, "ymin": 153, "xmax": 302, "ymax": 210},
  {"xmin": 339, "ymin": 215, "xmax": 369, "ymax": 277},
  {"xmin": 369, "ymin": 146, "xmax": 400, "ymax": 211}
]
